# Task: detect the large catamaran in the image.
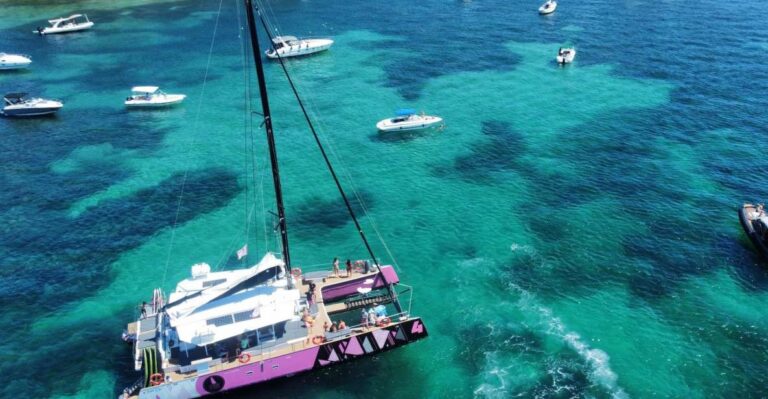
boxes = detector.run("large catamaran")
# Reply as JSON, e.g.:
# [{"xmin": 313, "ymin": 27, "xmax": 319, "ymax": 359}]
[{"xmin": 120, "ymin": 1, "xmax": 428, "ymax": 398}]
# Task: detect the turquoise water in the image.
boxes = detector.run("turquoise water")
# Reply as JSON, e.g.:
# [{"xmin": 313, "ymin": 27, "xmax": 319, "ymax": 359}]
[{"xmin": 2, "ymin": 0, "xmax": 768, "ymax": 397}]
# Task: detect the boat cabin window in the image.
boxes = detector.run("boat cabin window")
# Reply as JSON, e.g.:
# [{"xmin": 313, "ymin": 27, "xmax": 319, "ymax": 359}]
[
  {"xmin": 233, "ymin": 309, "xmax": 257, "ymax": 322},
  {"xmin": 206, "ymin": 314, "xmax": 235, "ymax": 327},
  {"xmin": 257, "ymin": 325, "xmax": 275, "ymax": 342},
  {"xmin": 202, "ymin": 278, "xmax": 227, "ymax": 288}
]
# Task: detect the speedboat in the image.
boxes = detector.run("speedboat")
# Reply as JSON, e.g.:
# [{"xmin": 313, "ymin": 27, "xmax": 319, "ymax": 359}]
[
  {"xmin": 34, "ymin": 14, "xmax": 94, "ymax": 35},
  {"xmin": 0, "ymin": 53, "xmax": 32, "ymax": 70},
  {"xmin": 125, "ymin": 86, "xmax": 186, "ymax": 108},
  {"xmin": 2, "ymin": 93, "xmax": 63, "ymax": 117},
  {"xmin": 739, "ymin": 203, "xmax": 768, "ymax": 258},
  {"xmin": 376, "ymin": 109, "xmax": 444, "ymax": 132},
  {"xmin": 265, "ymin": 36, "xmax": 334, "ymax": 59},
  {"xmin": 539, "ymin": 0, "xmax": 557, "ymax": 14},
  {"xmin": 557, "ymin": 47, "xmax": 576, "ymax": 64}
]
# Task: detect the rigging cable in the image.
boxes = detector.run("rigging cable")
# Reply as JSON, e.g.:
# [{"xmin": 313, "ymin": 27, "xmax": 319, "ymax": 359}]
[
  {"xmin": 161, "ymin": 0, "xmax": 226, "ymax": 286},
  {"xmin": 252, "ymin": 4, "xmax": 402, "ymax": 312}
]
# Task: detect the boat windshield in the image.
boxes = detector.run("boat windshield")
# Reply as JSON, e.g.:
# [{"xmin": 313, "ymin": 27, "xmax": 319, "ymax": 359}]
[{"xmin": 4, "ymin": 93, "xmax": 28, "ymax": 105}]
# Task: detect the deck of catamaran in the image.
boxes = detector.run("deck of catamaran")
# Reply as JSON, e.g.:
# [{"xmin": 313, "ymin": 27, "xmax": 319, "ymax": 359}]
[{"xmin": 123, "ymin": 259, "xmax": 416, "ymax": 398}]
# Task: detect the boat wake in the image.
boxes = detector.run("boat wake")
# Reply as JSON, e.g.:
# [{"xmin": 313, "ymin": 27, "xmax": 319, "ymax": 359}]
[{"xmin": 512, "ymin": 284, "xmax": 629, "ymax": 399}]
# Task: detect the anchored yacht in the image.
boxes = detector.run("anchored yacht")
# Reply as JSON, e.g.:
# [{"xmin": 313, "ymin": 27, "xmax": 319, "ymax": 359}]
[
  {"xmin": 125, "ymin": 86, "xmax": 186, "ymax": 108},
  {"xmin": 557, "ymin": 47, "xmax": 576, "ymax": 64},
  {"xmin": 34, "ymin": 14, "xmax": 94, "ymax": 35},
  {"xmin": 265, "ymin": 36, "xmax": 333, "ymax": 59},
  {"xmin": 2, "ymin": 93, "xmax": 62, "ymax": 117},
  {"xmin": 376, "ymin": 109, "xmax": 444, "ymax": 132},
  {"xmin": 539, "ymin": 0, "xmax": 557, "ymax": 14},
  {"xmin": 0, "ymin": 53, "xmax": 32, "ymax": 70}
]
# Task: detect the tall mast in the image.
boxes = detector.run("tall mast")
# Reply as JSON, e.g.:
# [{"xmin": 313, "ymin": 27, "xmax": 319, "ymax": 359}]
[{"xmin": 244, "ymin": 0, "xmax": 292, "ymax": 284}]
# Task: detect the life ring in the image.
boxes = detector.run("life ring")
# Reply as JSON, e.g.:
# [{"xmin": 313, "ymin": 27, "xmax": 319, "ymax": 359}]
[
  {"xmin": 292, "ymin": 268, "xmax": 302, "ymax": 278},
  {"xmin": 312, "ymin": 335, "xmax": 326, "ymax": 345},
  {"xmin": 238, "ymin": 352, "xmax": 251, "ymax": 363},
  {"xmin": 377, "ymin": 317, "xmax": 391, "ymax": 327},
  {"xmin": 149, "ymin": 373, "xmax": 164, "ymax": 386}
]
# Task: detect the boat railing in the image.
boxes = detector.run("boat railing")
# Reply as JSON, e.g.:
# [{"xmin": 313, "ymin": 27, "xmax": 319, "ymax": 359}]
[
  {"xmin": 235, "ymin": 308, "xmax": 415, "ymax": 359},
  {"xmin": 292, "ymin": 257, "xmax": 382, "ymax": 274}
]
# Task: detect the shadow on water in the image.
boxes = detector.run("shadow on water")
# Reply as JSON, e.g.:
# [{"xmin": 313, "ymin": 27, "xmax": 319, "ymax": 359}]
[
  {"xmin": 368, "ymin": 127, "xmax": 443, "ymax": 144},
  {"xmin": 290, "ymin": 191, "xmax": 374, "ymax": 237},
  {"xmin": 432, "ymin": 120, "xmax": 528, "ymax": 184},
  {"xmin": 0, "ymin": 168, "xmax": 241, "ymax": 397}
]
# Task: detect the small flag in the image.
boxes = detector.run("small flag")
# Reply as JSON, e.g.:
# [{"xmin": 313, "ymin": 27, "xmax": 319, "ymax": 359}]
[{"xmin": 237, "ymin": 244, "xmax": 248, "ymax": 260}]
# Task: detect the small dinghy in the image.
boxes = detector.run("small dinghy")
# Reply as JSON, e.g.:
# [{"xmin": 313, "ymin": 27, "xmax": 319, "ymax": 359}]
[
  {"xmin": 265, "ymin": 36, "xmax": 334, "ymax": 59},
  {"xmin": 0, "ymin": 53, "xmax": 32, "ymax": 70},
  {"xmin": 34, "ymin": 14, "xmax": 94, "ymax": 35},
  {"xmin": 539, "ymin": 0, "xmax": 557, "ymax": 14},
  {"xmin": 376, "ymin": 109, "xmax": 444, "ymax": 132},
  {"xmin": 125, "ymin": 86, "xmax": 186, "ymax": 108},
  {"xmin": 739, "ymin": 203, "xmax": 768, "ymax": 258},
  {"xmin": 2, "ymin": 92, "xmax": 63, "ymax": 117},
  {"xmin": 557, "ymin": 47, "xmax": 576, "ymax": 64}
]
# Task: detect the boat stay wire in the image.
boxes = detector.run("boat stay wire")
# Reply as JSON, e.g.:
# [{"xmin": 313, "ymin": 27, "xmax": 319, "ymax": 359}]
[
  {"xmin": 161, "ymin": 0, "xmax": 226, "ymax": 287},
  {"xmin": 251, "ymin": 3, "xmax": 402, "ymax": 312}
]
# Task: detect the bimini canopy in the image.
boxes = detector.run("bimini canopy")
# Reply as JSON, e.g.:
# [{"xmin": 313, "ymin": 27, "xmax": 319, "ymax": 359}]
[
  {"xmin": 396, "ymin": 108, "xmax": 416, "ymax": 116},
  {"xmin": 50, "ymin": 14, "xmax": 83, "ymax": 23},
  {"xmin": 272, "ymin": 36, "xmax": 298, "ymax": 44},
  {"xmin": 131, "ymin": 86, "xmax": 159, "ymax": 94},
  {"xmin": 4, "ymin": 92, "xmax": 28, "ymax": 100}
]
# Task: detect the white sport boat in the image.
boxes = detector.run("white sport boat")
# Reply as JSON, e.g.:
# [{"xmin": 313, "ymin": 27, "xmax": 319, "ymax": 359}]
[
  {"xmin": 0, "ymin": 53, "xmax": 32, "ymax": 70},
  {"xmin": 265, "ymin": 36, "xmax": 333, "ymax": 59},
  {"xmin": 125, "ymin": 86, "xmax": 186, "ymax": 108},
  {"xmin": 376, "ymin": 109, "xmax": 444, "ymax": 132},
  {"xmin": 557, "ymin": 47, "xmax": 576, "ymax": 64},
  {"xmin": 34, "ymin": 14, "xmax": 94, "ymax": 35},
  {"xmin": 539, "ymin": 0, "xmax": 557, "ymax": 14},
  {"xmin": 2, "ymin": 93, "xmax": 63, "ymax": 117}
]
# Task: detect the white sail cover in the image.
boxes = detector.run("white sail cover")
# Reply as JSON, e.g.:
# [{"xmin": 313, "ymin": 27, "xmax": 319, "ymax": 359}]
[{"xmin": 166, "ymin": 253, "xmax": 300, "ymax": 345}]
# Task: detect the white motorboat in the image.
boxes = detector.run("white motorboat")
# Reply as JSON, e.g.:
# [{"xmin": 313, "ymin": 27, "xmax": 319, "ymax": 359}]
[
  {"xmin": 125, "ymin": 86, "xmax": 186, "ymax": 108},
  {"xmin": 265, "ymin": 36, "xmax": 334, "ymax": 59},
  {"xmin": 0, "ymin": 53, "xmax": 32, "ymax": 70},
  {"xmin": 2, "ymin": 93, "xmax": 63, "ymax": 117},
  {"xmin": 539, "ymin": 0, "xmax": 557, "ymax": 14},
  {"xmin": 34, "ymin": 14, "xmax": 94, "ymax": 35},
  {"xmin": 376, "ymin": 109, "xmax": 444, "ymax": 132},
  {"xmin": 557, "ymin": 47, "xmax": 576, "ymax": 64}
]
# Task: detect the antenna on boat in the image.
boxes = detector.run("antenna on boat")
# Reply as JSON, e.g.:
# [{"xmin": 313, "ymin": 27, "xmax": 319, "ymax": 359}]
[
  {"xmin": 244, "ymin": 0, "xmax": 293, "ymax": 288},
  {"xmin": 250, "ymin": 3, "xmax": 404, "ymax": 313}
]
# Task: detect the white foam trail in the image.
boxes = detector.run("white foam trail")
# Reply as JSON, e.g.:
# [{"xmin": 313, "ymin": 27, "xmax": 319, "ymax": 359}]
[{"xmin": 513, "ymin": 285, "xmax": 629, "ymax": 399}]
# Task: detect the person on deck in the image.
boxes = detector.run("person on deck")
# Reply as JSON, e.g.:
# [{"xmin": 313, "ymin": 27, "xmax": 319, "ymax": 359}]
[
  {"xmin": 338, "ymin": 320, "xmax": 347, "ymax": 330},
  {"xmin": 346, "ymin": 259, "xmax": 353, "ymax": 277},
  {"xmin": 332, "ymin": 257, "xmax": 340, "ymax": 277}
]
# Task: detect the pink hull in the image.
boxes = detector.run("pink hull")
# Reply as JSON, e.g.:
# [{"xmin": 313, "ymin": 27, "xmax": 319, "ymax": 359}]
[{"xmin": 138, "ymin": 318, "xmax": 427, "ymax": 398}]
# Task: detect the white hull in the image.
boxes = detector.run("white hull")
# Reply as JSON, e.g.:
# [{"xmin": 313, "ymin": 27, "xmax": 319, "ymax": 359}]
[
  {"xmin": 557, "ymin": 49, "xmax": 576, "ymax": 64},
  {"xmin": 37, "ymin": 21, "xmax": 94, "ymax": 35},
  {"xmin": 539, "ymin": 1, "xmax": 557, "ymax": 14},
  {"xmin": 2, "ymin": 99, "xmax": 63, "ymax": 117},
  {"xmin": 376, "ymin": 115, "xmax": 443, "ymax": 132},
  {"xmin": 125, "ymin": 94, "xmax": 186, "ymax": 107},
  {"xmin": 0, "ymin": 54, "xmax": 32, "ymax": 70},
  {"xmin": 266, "ymin": 39, "xmax": 333, "ymax": 59}
]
